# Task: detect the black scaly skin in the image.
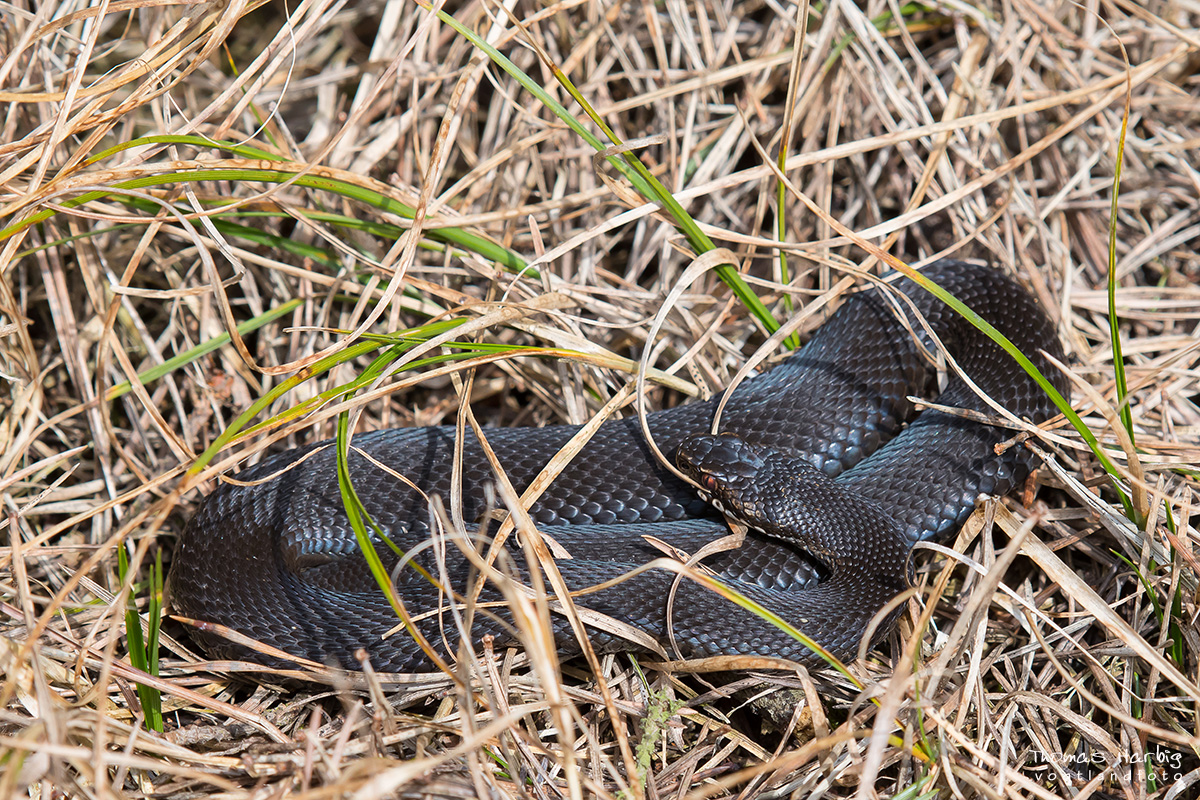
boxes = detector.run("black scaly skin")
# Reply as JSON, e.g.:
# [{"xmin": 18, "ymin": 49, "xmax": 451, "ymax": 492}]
[{"xmin": 170, "ymin": 260, "xmax": 1069, "ymax": 671}]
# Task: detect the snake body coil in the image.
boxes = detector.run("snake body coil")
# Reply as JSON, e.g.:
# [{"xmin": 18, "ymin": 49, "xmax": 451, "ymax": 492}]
[{"xmin": 171, "ymin": 260, "xmax": 1067, "ymax": 672}]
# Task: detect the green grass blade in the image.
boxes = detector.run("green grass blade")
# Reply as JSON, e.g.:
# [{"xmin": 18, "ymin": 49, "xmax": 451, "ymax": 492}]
[
  {"xmin": 900, "ymin": 267, "xmax": 1137, "ymax": 520},
  {"xmin": 416, "ymin": 1, "xmax": 782, "ymax": 339},
  {"xmin": 116, "ymin": 545, "xmax": 163, "ymax": 732},
  {"xmin": 2, "ymin": 166, "xmax": 530, "ymax": 276},
  {"xmin": 1107, "ymin": 101, "xmax": 1134, "ymax": 443},
  {"xmin": 1111, "ymin": 549, "xmax": 1184, "ymax": 666},
  {"xmin": 107, "ymin": 298, "xmax": 304, "ymax": 401},
  {"xmin": 85, "ymin": 133, "xmax": 284, "ymax": 164},
  {"xmin": 188, "ymin": 336, "xmax": 388, "ymax": 475}
]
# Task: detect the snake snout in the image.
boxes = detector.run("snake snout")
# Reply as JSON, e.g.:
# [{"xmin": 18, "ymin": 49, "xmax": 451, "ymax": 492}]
[
  {"xmin": 675, "ymin": 434, "xmax": 769, "ymax": 518},
  {"xmin": 676, "ymin": 434, "xmax": 765, "ymax": 480}
]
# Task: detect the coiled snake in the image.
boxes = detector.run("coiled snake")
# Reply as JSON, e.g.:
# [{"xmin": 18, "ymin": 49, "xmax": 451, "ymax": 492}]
[{"xmin": 170, "ymin": 260, "xmax": 1067, "ymax": 672}]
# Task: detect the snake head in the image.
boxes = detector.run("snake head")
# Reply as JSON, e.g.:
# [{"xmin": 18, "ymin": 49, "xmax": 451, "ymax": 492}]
[
  {"xmin": 675, "ymin": 434, "xmax": 812, "ymax": 533},
  {"xmin": 676, "ymin": 433, "xmax": 907, "ymax": 574}
]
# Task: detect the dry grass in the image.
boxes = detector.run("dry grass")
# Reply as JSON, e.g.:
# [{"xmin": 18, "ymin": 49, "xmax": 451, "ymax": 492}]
[{"xmin": 2, "ymin": 0, "xmax": 1199, "ymax": 797}]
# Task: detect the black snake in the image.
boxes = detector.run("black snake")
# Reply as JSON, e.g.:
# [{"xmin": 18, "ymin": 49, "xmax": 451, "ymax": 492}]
[{"xmin": 170, "ymin": 260, "xmax": 1067, "ymax": 672}]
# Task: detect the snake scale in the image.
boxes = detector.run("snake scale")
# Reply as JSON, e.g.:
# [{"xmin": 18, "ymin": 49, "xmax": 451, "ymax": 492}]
[{"xmin": 170, "ymin": 260, "xmax": 1068, "ymax": 673}]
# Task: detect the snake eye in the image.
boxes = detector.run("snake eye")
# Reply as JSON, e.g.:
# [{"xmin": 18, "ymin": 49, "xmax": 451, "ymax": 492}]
[{"xmin": 701, "ymin": 474, "xmax": 719, "ymax": 494}]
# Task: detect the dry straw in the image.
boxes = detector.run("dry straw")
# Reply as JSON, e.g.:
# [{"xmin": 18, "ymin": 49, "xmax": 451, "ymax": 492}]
[{"xmin": 1, "ymin": 0, "xmax": 1198, "ymax": 798}]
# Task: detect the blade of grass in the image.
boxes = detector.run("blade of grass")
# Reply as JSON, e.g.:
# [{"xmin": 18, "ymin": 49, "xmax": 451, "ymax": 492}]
[
  {"xmin": 772, "ymin": 0, "xmax": 810, "ymax": 351},
  {"xmin": 116, "ymin": 545, "xmax": 163, "ymax": 732},
  {"xmin": 187, "ymin": 320, "xmax": 470, "ymax": 475},
  {"xmin": 1111, "ymin": 550, "xmax": 1185, "ymax": 667},
  {"xmin": 773, "ymin": 3, "xmax": 927, "ymax": 350},
  {"xmin": 106, "ymin": 298, "xmax": 304, "ymax": 401},
  {"xmin": 900, "ymin": 268, "xmax": 1137, "ymax": 521},
  {"xmin": 85, "ymin": 133, "xmax": 285, "ymax": 165},
  {"xmin": 1097, "ymin": 8, "xmax": 1145, "ymax": 527},
  {"xmin": 30, "ymin": 190, "xmax": 468, "ymax": 287},
  {"xmin": 1106, "ymin": 48, "xmax": 1136, "ymax": 474},
  {"xmin": 661, "ymin": 565, "xmax": 931, "ymax": 760},
  {"xmin": 415, "ymin": 1, "xmax": 783, "ymax": 340},
  {"xmin": 2, "ymin": 163, "xmax": 530, "ymax": 276}
]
